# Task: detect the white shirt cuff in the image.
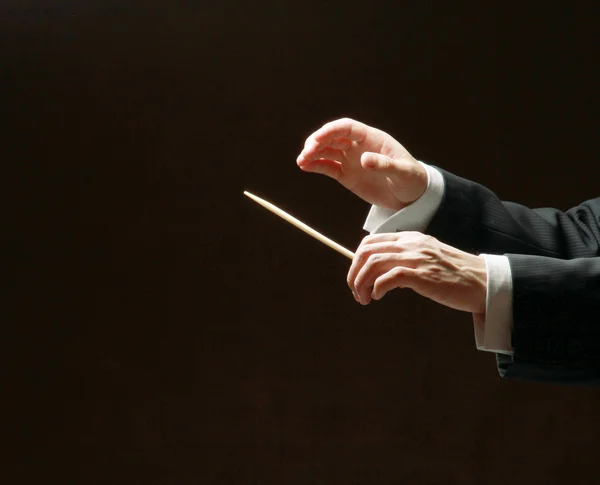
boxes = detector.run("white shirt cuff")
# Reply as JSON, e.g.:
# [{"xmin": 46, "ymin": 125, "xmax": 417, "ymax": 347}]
[
  {"xmin": 473, "ymin": 254, "xmax": 514, "ymax": 355},
  {"xmin": 363, "ymin": 162, "xmax": 445, "ymax": 234},
  {"xmin": 361, "ymin": 163, "xmax": 514, "ymax": 357}
]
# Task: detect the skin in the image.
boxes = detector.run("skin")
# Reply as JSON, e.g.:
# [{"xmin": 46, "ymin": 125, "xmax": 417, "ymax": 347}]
[
  {"xmin": 297, "ymin": 118, "xmax": 487, "ymax": 313},
  {"xmin": 296, "ymin": 118, "xmax": 428, "ymax": 211},
  {"xmin": 347, "ymin": 232, "xmax": 487, "ymax": 314}
]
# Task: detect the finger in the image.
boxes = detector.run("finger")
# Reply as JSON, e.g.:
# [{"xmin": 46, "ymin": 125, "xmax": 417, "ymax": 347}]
[
  {"xmin": 361, "ymin": 152, "xmax": 392, "ymax": 170},
  {"xmin": 297, "ymin": 147, "xmax": 347, "ymax": 166},
  {"xmin": 361, "ymin": 152, "xmax": 423, "ymax": 191},
  {"xmin": 354, "ymin": 253, "xmax": 402, "ymax": 305},
  {"xmin": 329, "ymin": 137, "xmax": 353, "ymax": 150},
  {"xmin": 357, "ymin": 233, "xmax": 402, "ymax": 249},
  {"xmin": 357, "ymin": 232, "xmax": 425, "ymax": 254},
  {"xmin": 360, "ymin": 152, "xmax": 412, "ymax": 175},
  {"xmin": 348, "ymin": 240, "xmax": 402, "ymax": 290},
  {"xmin": 303, "ymin": 136, "xmax": 352, "ymax": 151},
  {"xmin": 348, "ymin": 236, "xmax": 400, "ymax": 295},
  {"xmin": 300, "ymin": 138, "xmax": 354, "ymax": 164},
  {"xmin": 311, "ymin": 118, "xmax": 368, "ymax": 150},
  {"xmin": 297, "ymin": 158, "xmax": 343, "ymax": 180},
  {"xmin": 352, "ymin": 232, "xmax": 426, "ymax": 277},
  {"xmin": 371, "ymin": 266, "xmax": 418, "ymax": 301},
  {"xmin": 348, "ymin": 233, "xmax": 426, "ymax": 301},
  {"xmin": 301, "ymin": 137, "xmax": 320, "ymax": 156}
]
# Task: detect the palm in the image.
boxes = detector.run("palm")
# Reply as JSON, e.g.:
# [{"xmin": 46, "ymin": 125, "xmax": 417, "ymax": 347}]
[{"xmin": 297, "ymin": 118, "xmax": 423, "ymax": 210}]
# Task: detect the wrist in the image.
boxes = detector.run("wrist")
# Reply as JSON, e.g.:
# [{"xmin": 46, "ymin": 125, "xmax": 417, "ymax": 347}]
[
  {"xmin": 413, "ymin": 161, "xmax": 429, "ymax": 199},
  {"xmin": 472, "ymin": 254, "xmax": 488, "ymax": 314},
  {"xmin": 393, "ymin": 160, "xmax": 429, "ymax": 209}
]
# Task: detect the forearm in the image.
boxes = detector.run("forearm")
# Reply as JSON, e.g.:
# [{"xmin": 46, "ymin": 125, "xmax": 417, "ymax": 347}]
[
  {"xmin": 494, "ymin": 255, "xmax": 600, "ymax": 384},
  {"xmin": 426, "ymin": 168, "xmax": 600, "ymax": 259},
  {"xmin": 509, "ymin": 255, "xmax": 600, "ymax": 358}
]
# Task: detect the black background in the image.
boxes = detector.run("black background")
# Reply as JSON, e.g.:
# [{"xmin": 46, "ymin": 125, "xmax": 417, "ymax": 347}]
[{"xmin": 4, "ymin": 1, "xmax": 600, "ymax": 484}]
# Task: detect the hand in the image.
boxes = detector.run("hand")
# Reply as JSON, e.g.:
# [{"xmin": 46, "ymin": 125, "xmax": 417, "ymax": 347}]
[
  {"xmin": 296, "ymin": 118, "xmax": 428, "ymax": 211},
  {"xmin": 347, "ymin": 232, "xmax": 487, "ymax": 314}
]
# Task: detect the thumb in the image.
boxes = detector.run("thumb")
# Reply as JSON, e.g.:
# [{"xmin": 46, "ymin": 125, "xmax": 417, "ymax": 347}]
[
  {"xmin": 297, "ymin": 158, "xmax": 342, "ymax": 181},
  {"xmin": 361, "ymin": 152, "xmax": 400, "ymax": 174}
]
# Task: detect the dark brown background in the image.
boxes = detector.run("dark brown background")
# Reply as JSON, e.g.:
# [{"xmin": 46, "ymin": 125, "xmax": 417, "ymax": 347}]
[{"xmin": 4, "ymin": 1, "xmax": 600, "ymax": 484}]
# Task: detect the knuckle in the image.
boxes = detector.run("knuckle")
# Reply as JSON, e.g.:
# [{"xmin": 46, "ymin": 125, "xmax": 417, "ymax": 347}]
[
  {"xmin": 392, "ymin": 266, "xmax": 405, "ymax": 278},
  {"xmin": 372, "ymin": 277, "xmax": 381, "ymax": 288},
  {"xmin": 362, "ymin": 234, "xmax": 377, "ymax": 244},
  {"xmin": 425, "ymin": 234, "xmax": 438, "ymax": 245},
  {"xmin": 420, "ymin": 247, "xmax": 439, "ymax": 261},
  {"xmin": 354, "ymin": 273, "xmax": 365, "ymax": 289},
  {"xmin": 356, "ymin": 246, "xmax": 369, "ymax": 261},
  {"xmin": 304, "ymin": 138, "xmax": 316, "ymax": 150},
  {"xmin": 401, "ymin": 231, "xmax": 421, "ymax": 244},
  {"xmin": 346, "ymin": 274, "xmax": 354, "ymax": 287},
  {"xmin": 368, "ymin": 253, "xmax": 383, "ymax": 265},
  {"xmin": 357, "ymin": 246, "xmax": 375, "ymax": 262}
]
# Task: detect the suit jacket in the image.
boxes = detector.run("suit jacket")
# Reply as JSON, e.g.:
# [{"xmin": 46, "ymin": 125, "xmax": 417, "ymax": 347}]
[{"xmin": 426, "ymin": 168, "xmax": 600, "ymax": 385}]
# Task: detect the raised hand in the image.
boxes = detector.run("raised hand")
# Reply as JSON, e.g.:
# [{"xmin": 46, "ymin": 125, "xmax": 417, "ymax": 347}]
[{"xmin": 297, "ymin": 118, "xmax": 428, "ymax": 211}]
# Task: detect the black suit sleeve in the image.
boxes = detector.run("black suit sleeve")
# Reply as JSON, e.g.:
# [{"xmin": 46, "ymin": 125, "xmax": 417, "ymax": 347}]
[{"xmin": 426, "ymin": 167, "xmax": 600, "ymax": 384}]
